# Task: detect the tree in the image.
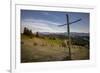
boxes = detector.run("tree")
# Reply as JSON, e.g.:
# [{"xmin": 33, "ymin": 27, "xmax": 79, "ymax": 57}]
[
  {"xmin": 23, "ymin": 27, "xmax": 32, "ymax": 36},
  {"xmin": 36, "ymin": 32, "xmax": 39, "ymax": 37}
]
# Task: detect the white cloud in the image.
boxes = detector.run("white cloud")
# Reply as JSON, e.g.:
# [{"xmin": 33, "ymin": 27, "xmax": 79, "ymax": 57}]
[
  {"xmin": 41, "ymin": 12, "xmax": 50, "ymax": 15},
  {"xmin": 21, "ymin": 18, "xmax": 66, "ymax": 33}
]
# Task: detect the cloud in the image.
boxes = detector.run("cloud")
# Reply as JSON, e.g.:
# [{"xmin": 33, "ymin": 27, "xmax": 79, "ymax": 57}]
[
  {"xmin": 21, "ymin": 18, "xmax": 66, "ymax": 33},
  {"xmin": 22, "ymin": 18, "xmax": 61, "ymax": 26},
  {"xmin": 41, "ymin": 12, "xmax": 50, "ymax": 15}
]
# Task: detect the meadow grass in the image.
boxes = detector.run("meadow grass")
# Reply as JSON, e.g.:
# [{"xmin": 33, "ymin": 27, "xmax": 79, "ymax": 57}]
[{"xmin": 21, "ymin": 34, "xmax": 89, "ymax": 63}]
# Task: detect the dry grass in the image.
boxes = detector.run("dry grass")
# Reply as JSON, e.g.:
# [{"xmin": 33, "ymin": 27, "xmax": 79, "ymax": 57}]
[{"xmin": 21, "ymin": 35, "xmax": 89, "ymax": 63}]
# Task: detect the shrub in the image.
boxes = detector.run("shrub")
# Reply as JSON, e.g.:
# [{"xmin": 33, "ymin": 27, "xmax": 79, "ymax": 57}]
[
  {"xmin": 49, "ymin": 37, "xmax": 56, "ymax": 40},
  {"xmin": 21, "ymin": 41, "xmax": 24, "ymax": 44},
  {"xmin": 61, "ymin": 42, "xmax": 66, "ymax": 47},
  {"xmin": 33, "ymin": 42, "xmax": 37, "ymax": 46}
]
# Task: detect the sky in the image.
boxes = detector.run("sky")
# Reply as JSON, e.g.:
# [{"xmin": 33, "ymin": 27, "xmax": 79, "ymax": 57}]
[{"xmin": 21, "ymin": 10, "xmax": 89, "ymax": 33}]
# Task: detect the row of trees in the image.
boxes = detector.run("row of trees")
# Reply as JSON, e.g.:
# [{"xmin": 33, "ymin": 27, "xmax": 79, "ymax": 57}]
[{"xmin": 23, "ymin": 27, "xmax": 39, "ymax": 37}]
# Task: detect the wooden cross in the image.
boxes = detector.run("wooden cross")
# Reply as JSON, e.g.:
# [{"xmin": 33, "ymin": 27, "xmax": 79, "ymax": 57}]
[{"xmin": 58, "ymin": 14, "xmax": 82, "ymax": 60}]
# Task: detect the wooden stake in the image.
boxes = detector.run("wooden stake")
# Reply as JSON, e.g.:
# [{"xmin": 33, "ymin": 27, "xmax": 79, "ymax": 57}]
[
  {"xmin": 66, "ymin": 14, "xmax": 71, "ymax": 60},
  {"xmin": 58, "ymin": 14, "xmax": 81, "ymax": 60}
]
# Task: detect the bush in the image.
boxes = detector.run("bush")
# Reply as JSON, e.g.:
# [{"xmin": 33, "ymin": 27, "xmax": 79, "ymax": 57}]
[
  {"xmin": 21, "ymin": 41, "xmax": 24, "ymax": 44},
  {"xmin": 61, "ymin": 42, "xmax": 66, "ymax": 47},
  {"xmin": 49, "ymin": 37, "xmax": 56, "ymax": 40},
  {"xmin": 33, "ymin": 42, "xmax": 37, "ymax": 46},
  {"xmin": 52, "ymin": 37, "xmax": 56, "ymax": 40}
]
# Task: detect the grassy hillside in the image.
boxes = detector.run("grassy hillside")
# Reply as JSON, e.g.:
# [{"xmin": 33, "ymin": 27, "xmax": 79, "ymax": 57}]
[{"xmin": 21, "ymin": 34, "xmax": 89, "ymax": 63}]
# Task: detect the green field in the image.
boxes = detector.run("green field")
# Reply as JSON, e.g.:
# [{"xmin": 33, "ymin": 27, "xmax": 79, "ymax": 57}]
[{"xmin": 21, "ymin": 34, "xmax": 89, "ymax": 63}]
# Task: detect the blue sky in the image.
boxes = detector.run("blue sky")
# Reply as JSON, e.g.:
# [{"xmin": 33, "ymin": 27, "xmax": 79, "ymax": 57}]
[{"xmin": 21, "ymin": 10, "xmax": 89, "ymax": 33}]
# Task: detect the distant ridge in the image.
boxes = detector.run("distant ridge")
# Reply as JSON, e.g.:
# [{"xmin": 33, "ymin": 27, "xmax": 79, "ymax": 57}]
[{"xmin": 38, "ymin": 32, "xmax": 89, "ymax": 37}]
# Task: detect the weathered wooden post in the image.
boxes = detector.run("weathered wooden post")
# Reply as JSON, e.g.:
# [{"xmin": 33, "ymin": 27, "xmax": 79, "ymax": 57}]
[
  {"xmin": 66, "ymin": 14, "xmax": 71, "ymax": 60},
  {"xmin": 58, "ymin": 14, "xmax": 82, "ymax": 60}
]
